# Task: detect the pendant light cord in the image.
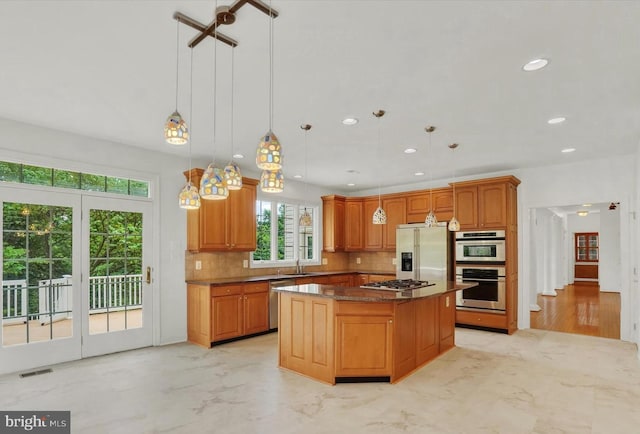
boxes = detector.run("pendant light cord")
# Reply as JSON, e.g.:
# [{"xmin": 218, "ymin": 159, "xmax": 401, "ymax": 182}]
[
  {"xmin": 230, "ymin": 47, "xmax": 235, "ymax": 159},
  {"xmin": 212, "ymin": 0, "xmax": 218, "ymax": 162},
  {"xmin": 174, "ymin": 20, "xmax": 180, "ymax": 111},
  {"xmin": 429, "ymin": 129, "xmax": 433, "ymax": 207},
  {"xmin": 377, "ymin": 115, "xmax": 382, "ymax": 207},
  {"xmin": 269, "ymin": 0, "xmax": 274, "ymax": 131},
  {"xmin": 188, "ymin": 47, "xmax": 194, "ymax": 185}
]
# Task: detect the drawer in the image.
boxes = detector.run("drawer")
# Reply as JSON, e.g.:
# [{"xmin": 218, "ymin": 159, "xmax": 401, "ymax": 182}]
[
  {"xmin": 243, "ymin": 282, "xmax": 269, "ymax": 294},
  {"xmin": 211, "ymin": 285, "xmax": 242, "ymax": 297},
  {"xmin": 335, "ymin": 301, "xmax": 394, "ymax": 315},
  {"xmin": 456, "ymin": 309, "xmax": 507, "ymax": 329}
]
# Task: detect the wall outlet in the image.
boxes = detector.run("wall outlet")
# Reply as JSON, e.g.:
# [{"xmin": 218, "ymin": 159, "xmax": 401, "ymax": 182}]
[
  {"xmin": 322, "ymin": 258, "xmax": 328, "ymax": 265},
  {"xmin": 243, "ymin": 259, "xmax": 248, "ymax": 268},
  {"xmin": 356, "ymin": 257, "xmax": 361, "ymax": 264},
  {"xmin": 195, "ymin": 260, "xmax": 202, "ymax": 270},
  {"xmin": 392, "ymin": 258, "xmax": 397, "ymax": 265}
]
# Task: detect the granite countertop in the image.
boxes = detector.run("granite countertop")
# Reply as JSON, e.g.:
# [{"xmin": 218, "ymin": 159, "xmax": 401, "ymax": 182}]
[
  {"xmin": 272, "ymin": 281, "xmax": 475, "ymax": 302},
  {"xmin": 186, "ymin": 270, "xmax": 395, "ymax": 286}
]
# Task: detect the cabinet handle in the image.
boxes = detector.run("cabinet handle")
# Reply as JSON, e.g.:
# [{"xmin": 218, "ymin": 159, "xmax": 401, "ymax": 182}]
[{"xmin": 389, "ymin": 319, "xmax": 393, "ymax": 323}]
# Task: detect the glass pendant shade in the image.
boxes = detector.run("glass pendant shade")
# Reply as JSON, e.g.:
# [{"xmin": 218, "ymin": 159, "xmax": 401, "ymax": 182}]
[
  {"xmin": 448, "ymin": 217, "xmax": 460, "ymax": 232},
  {"xmin": 199, "ymin": 164, "xmax": 229, "ymax": 200},
  {"xmin": 164, "ymin": 111, "xmax": 189, "ymax": 145},
  {"xmin": 260, "ymin": 169, "xmax": 284, "ymax": 193},
  {"xmin": 425, "ymin": 210, "xmax": 438, "ymax": 227},
  {"xmin": 299, "ymin": 208, "xmax": 312, "ymax": 226},
  {"xmin": 224, "ymin": 161, "xmax": 243, "ymax": 190},
  {"xmin": 256, "ymin": 130, "xmax": 282, "ymax": 170},
  {"xmin": 372, "ymin": 206, "xmax": 387, "ymax": 225},
  {"xmin": 179, "ymin": 182, "xmax": 201, "ymax": 209}
]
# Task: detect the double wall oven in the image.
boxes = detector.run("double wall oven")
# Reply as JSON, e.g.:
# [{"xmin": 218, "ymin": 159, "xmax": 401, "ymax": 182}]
[{"xmin": 455, "ymin": 230, "xmax": 506, "ymax": 313}]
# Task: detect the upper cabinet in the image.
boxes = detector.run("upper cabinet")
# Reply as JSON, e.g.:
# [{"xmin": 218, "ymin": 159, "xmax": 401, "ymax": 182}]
[
  {"xmin": 185, "ymin": 169, "xmax": 258, "ymax": 252},
  {"xmin": 322, "ymin": 195, "xmax": 346, "ymax": 252},
  {"xmin": 406, "ymin": 188, "xmax": 452, "ymax": 224},
  {"xmin": 345, "ymin": 198, "xmax": 364, "ymax": 251},
  {"xmin": 452, "ymin": 176, "xmax": 520, "ymax": 231},
  {"xmin": 381, "ymin": 196, "xmax": 406, "ymax": 250}
]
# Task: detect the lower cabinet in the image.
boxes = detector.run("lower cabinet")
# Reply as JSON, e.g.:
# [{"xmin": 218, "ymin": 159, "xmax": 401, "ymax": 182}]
[{"xmin": 187, "ymin": 282, "xmax": 269, "ymax": 348}]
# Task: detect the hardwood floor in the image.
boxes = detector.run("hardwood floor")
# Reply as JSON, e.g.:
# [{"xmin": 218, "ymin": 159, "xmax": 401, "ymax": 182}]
[{"xmin": 530, "ymin": 283, "xmax": 620, "ymax": 339}]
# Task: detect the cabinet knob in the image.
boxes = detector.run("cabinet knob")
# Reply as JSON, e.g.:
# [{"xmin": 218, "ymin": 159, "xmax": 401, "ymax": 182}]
[
  {"xmin": 226, "ymin": 289, "xmax": 230, "ymax": 293},
  {"xmin": 389, "ymin": 319, "xmax": 393, "ymax": 324}
]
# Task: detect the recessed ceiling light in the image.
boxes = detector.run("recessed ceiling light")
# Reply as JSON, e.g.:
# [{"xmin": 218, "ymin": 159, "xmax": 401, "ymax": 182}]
[
  {"xmin": 583, "ymin": 203, "xmax": 592, "ymax": 207},
  {"xmin": 561, "ymin": 148, "xmax": 576, "ymax": 153},
  {"xmin": 548, "ymin": 117, "xmax": 566, "ymax": 125},
  {"xmin": 577, "ymin": 210, "xmax": 589, "ymax": 217},
  {"xmin": 404, "ymin": 148, "xmax": 417, "ymax": 154},
  {"xmin": 523, "ymin": 58, "xmax": 549, "ymax": 72},
  {"xmin": 233, "ymin": 153, "xmax": 244, "ymax": 159},
  {"xmin": 342, "ymin": 118, "xmax": 358, "ymax": 126},
  {"xmin": 347, "ymin": 183, "xmax": 356, "ymax": 187},
  {"xmin": 293, "ymin": 174, "xmax": 303, "ymax": 179},
  {"xmin": 414, "ymin": 172, "xmax": 425, "ymax": 176}
]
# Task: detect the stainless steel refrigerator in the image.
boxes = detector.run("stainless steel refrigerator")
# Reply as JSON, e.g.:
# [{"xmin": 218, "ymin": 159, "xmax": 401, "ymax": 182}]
[{"xmin": 396, "ymin": 224, "xmax": 453, "ymax": 281}]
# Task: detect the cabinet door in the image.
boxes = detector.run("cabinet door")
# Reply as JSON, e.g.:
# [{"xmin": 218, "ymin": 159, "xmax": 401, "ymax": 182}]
[
  {"xmin": 228, "ymin": 181, "xmax": 257, "ymax": 250},
  {"xmin": 187, "ymin": 284, "xmax": 211, "ymax": 347},
  {"xmin": 415, "ymin": 296, "xmax": 438, "ymax": 365},
  {"xmin": 199, "ymin": 199, "xmax": 228, "ymax": 250},
  {"xmin": 363, "ymin": 198, "xmax": 383, "ymax": 250},
  {"xmin": 211, "ymin": 294, "xmax": 243, "ymax": 342},
  {"xmin": 432, "ymin": 189, "xmax": 453, "ymax": 222},
  {"xmin": 322, "ymin": 196, "xmax": 345, "ymax": 252},
  {"xmin": 455, "ymin": 186, "xmax": 478, "ymax": 229},
  {"xmin": 335, "ymin": 315, "xmax": 393, "ymax": 376},
  {"xmin": 244, "ymin": 291, "xmax": 269, "ymax": 335},
  {"xmin": 439, "ymin": 294, "xmax": 455, "ymax": 351},
  {"xmin": 382, "ymin": 197, "xmax": 406, "ymax": 250},
  {"xmin": 328, "ymin": 274, "xmax": 353, "ymax": 287},
  {"xmin": 345, "ymin": 199, "xmax": 363, "ymax": 251},
  {"xmin": 478, "ymin": 183, "xmax": 507, "ymax": 228},
  {"xmin": 393, "ymin": 301, "xmax": 416, "ymax": 381},
  {"xmin": 406, "ymin": 192, "xmax": 430, "ymax": 223}
]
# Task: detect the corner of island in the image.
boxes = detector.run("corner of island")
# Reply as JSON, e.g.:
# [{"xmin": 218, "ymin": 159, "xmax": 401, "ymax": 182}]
[{"xmin": 273, "ymin": 280, "xmax": 476, "ymax": 385}]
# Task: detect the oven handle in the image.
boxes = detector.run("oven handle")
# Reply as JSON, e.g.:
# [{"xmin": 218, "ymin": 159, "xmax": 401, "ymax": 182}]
[{"xmin": 458, "ymin": 277, "xmax": 505, "ymax": 282}]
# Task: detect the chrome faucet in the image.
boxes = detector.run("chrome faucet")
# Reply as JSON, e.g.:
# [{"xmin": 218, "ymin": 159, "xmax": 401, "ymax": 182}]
[{"xmin": 295, "ymin": 259, "xmax": 304, "ymax": 274}]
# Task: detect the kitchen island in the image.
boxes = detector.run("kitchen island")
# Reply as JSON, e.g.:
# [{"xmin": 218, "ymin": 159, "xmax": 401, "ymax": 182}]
[{"xmin": 273, "ymin": 281, "xmax": 475, "ymax": 385}]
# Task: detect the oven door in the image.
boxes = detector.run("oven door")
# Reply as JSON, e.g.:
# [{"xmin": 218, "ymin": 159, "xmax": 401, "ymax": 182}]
[
  {"xmin": 456, "ymin": 277, "xmax": 506, "ymax": 311},
  {"xmin": 455, "ymin": 240, "xmax": 505, "ymax": 262}
]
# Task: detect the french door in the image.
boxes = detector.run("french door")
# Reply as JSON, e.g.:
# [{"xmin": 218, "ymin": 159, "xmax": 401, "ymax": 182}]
[
  {"xmin": 1, "ymin": 187, "xmax": 153, "ymax": 374},
  {"xmin": 81, "ymin": 196, "xmax": 153, "ymax": 358}
]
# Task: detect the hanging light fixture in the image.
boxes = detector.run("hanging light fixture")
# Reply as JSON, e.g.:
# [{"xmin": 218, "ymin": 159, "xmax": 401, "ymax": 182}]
[
  {"xmin": 424, "ymin": 126, "xmax": 437, "ymax": 227},
  {"xmin": 164, "ymin": 20, "xmax": 189, "ymax": 145},
  {"xmin": 179, "ymin": 47, "xmax": 201, "ymax": 210},
  {"xmin": 299, "ymin": 124, "xmax": 313, "ymax": 226},
  {"xmin": 260, "ymin": 169, "xmax": 284, "ymax": 193},
  {"xmin": 200, "ymin": 8, "xmax": 228, "ymax": 201},
  {"xmin": 448, "ymin": 143, "xmax": 460, "ymax": 232},
  {"xmin": 256, "ymin": 0, "xmax": 283, "ymax": 176},
  {"xmin": 372, "ymin": 109, "xmax": 387, "ymax": 225},
  {"xmin": 224, "ymin": 46, "xmax": 242, "ymax": 190}
]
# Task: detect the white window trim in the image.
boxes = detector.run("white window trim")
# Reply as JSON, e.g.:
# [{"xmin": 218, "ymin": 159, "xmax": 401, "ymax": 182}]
[{"xmin": 251, "ymin": 199, "xmax": 321, "ymax": 269}]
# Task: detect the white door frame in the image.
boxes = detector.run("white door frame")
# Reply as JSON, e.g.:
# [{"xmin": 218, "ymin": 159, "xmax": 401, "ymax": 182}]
[
  {"xmin": 80, "ymin": 195, "xmax": 154, "ymax": 358},
  {"xmin": 0, "ymin": 185, "xmax": 82, "ymax": 375}
]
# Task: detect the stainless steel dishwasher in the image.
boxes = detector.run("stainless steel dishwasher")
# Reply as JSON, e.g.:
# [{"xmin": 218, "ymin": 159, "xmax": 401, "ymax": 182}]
[{"xmin": 269, "ymin": 279, "xmax": 295, "ymax": 330}]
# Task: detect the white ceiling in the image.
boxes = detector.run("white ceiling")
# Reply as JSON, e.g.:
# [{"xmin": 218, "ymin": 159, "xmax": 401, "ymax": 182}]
[{"xmin": 1, "ymin": 1, "xmax": 639, "ymax": 191}]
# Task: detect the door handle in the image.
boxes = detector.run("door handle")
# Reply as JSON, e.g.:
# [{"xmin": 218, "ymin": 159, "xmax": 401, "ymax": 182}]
[{"xmin": 146, "ymin": 266, "xmax": 151, "ymax": 284}]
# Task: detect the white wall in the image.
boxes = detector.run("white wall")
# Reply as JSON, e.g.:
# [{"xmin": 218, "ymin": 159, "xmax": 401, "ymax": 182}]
[
  {"xmin": 597, "ymin": 208, "xmax": 621, "ymax": 292},
  {"xmin": 518, "ymin": 154, "xmax": 636, "ymax": 342}
]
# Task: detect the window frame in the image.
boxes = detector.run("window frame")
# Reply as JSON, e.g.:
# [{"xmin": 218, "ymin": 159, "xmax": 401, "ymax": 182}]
[{"xmin": 251, "ymin": 198, "xmax": 321, "ymax": 269}]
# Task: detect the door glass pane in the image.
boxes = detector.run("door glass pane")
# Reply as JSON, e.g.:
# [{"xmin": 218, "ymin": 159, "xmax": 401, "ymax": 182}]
[
  {"xmin": 88, "ymin": 209, "xmax": 143, "ymax": 334},
  {"xmin": 2, "ymin": 202, "xmax": 73, "ymax": 347},
  {"xmin": 278, "ymin": 203, "xmax": 294, "ymax": 260}
]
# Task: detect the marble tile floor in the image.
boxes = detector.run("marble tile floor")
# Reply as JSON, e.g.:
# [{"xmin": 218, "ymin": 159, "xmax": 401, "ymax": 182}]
[{"xmin": 1, "ymin": 329, "xmax": 639, "ymax": 434}]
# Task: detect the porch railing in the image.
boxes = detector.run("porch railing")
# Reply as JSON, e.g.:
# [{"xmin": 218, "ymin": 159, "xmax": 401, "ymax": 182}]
[{"xmin": 2, "ymin": 274, "xmax": 143, "ymax": 325}]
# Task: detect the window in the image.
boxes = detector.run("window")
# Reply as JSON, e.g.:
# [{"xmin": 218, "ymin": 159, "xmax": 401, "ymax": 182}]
[
  {"xmin": 252, "ymin": 200, "xmax": 320, "ymax": 267},
  {"xmin": 0, "ymin": 161, "xmax": 149, "ymax": 198},
  {"xmin": 575, "ymin": 232, "xmax": 598, "ymax": 262}
]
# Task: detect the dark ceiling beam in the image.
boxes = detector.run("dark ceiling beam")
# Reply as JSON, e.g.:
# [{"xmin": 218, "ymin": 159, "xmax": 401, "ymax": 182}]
[{"xmin": 173, "ymin": 12, "xmax": 238, "ymax": 48}]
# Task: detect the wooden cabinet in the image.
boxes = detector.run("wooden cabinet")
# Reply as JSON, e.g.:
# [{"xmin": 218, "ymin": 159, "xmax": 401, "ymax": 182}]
[
  {"xmin": 359, "ymin": 274, "xmax": 395, "ymax": 285},
  {"xmin": 328, "ymin": 274, "xmax": 354, "ymax": 286},
  {"xmin": 406, "ymin": 188, "xmax": 453, "ymax": 224},
  {"xmin": 452, "ymin": 177, "xmax": 517, "ymax": 230},
  {"xmin": 186, "ymin": 169, "xmax": 258, "ymax": 252},
  {"xmin": 344, "ymin": 198, "xmax": 364, "ymax": 251},
  {"xmin": 439, "ymin": 293, "xmax": 456, "ymax": 351},
  {"xmin": 187, "ymin": 281, "xmax": 269, "ymax": 347},
  {"xmin": 321, "ymin": 195, "xmax": 345, "ymax": 252},
  {"xmin": 415, "ymin": 297, "xmax": 438, "ymax": 366},
  {"xmin": 382, "ymin": 197, "xmax": 406, "ymax": 250},
  {"xmin": 363, "ymin": 198, "xmax": 383, "ymax": 250}
]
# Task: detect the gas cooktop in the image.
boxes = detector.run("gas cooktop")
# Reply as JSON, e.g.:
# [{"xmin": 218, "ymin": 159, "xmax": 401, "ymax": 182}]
[{"xmin": 360, "ymin": 279, "xmax": 435, "ymax": 291}]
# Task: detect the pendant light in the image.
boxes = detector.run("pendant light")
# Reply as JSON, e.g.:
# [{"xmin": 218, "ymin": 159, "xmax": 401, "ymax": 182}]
[
  {"xmin": 179, "ymin": 48, "xmax": 201, "ymax": 210},
  {"xmin": 200, "ymin": 8, "xmax": 229, "ymax": 200},
  {"xmin": 424, "ymin": 126, "xmax": 437, "ymax": 227},
  {"xmin": 299, "ymin": 124, "xmax": 312, "ymax": 226},
  {"xmin": 256, "ymin": 0, "xmax": 283, "ymax": 175},
  {"xmin": 164, "ymin": 20, "xmax": 189, "ymax": 145},
  {"xmin": 372, "ymin": 109, "xmax": 387, "ymax": 225},
  {"xmin": 260, "ymin": 169, "xmax": 284, "ymax": 193},
  {"xmin": 224, "ymin": 46, "xmax": 242, "ymax": 190},
  {"xmin": 448, "ymin": 143, "xmax": 460, "ymax": 232}
]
